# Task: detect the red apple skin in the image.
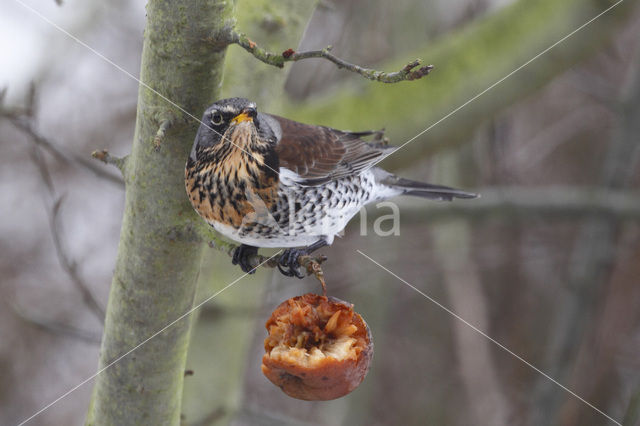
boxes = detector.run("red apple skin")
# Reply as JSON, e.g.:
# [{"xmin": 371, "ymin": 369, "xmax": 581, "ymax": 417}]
[{"xmin": 261, "ymin": 294, "xmax": 373, "ymax": 401}]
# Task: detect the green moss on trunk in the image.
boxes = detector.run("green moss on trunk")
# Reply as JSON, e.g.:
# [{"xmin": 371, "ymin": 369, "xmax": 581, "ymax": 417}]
[{"xmin": 85, "ymin": 1, "xmax": 233, "ymax": 425}]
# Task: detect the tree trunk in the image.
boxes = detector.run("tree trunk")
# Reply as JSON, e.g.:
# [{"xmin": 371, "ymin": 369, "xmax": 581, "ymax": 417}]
[{"xmin": 85, "ymin": 1, "xmax": 232, "ymax": 424}]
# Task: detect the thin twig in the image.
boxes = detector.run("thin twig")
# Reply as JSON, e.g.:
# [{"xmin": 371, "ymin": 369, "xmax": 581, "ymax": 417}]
[
  {"xmin": 300, "ymin": 254, "xmax": 327, "ymax": 296},
  {"xmin": 12, "ymin": 302, "xmax": 101, "ymax": 345},
  {"xmin": 24, "ymin": 131, "xmax": 107, "ymax": 325},
  {"xmin": 153, "ymin": 118, "xmax": 174, "ymax": 152},
  {"xmin": 1, "ymin": 108, "xmax": 124, "ymax": 186},
  {"xmin": 91, "ymin": 149, "xmax": 126, "ymax": 174},
  {"xmin": 28, "ymin": 142, "xmax": 55, "ymax": 194},
  {"xmin": 3, "ymin": 85, "xmax": 109, "ymax": 325},
  {"xmin": 225, "ymin": 30, "xmax": 433, "ymax": 83},
  {"xmin": 49, "ymin": 196, "xmax": 106, "ymax": 324}
]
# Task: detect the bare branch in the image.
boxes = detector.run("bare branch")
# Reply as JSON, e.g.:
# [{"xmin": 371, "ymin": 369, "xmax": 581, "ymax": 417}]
[
  {"xmin": 2, "ymin": 85, "xmax": 110, "ymax": 326},
  {"xmin": 396, "ymin": 186, "xmax": 640, "ymax": 222},
  {"xmin": 11, "ymin": 302, "xmax": 101, "ymax": 345},
  {"xmin": 24, "ymin": 132, "xmax": 107, "ymax": 324},
  {"xmin": 49, "ymin": 196, "xmax": 106, "ymax": 324},
  {"xmin": 225, "ymin": 30, "xmax": 433, "ymax": 83},
  {"xmin": 1, "ymin": 107, "xmax": 124, "ymax": 186},
  {"xmin": 28, "ymin": 141, "xmax": 55, "ymax": 195}
]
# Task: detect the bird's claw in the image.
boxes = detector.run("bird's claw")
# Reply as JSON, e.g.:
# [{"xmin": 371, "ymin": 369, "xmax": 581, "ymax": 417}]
[
  {"xmin": 277, "ymin": 248, "xmax": 306, "ymax": 279},
  {"xmin": 232, "ymin": 245, "xmax": 258, "ymax": 274}
]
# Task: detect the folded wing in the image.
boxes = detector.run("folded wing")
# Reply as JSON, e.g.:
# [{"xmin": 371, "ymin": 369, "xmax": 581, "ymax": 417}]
[{"xmin": 269, "ymin": 114, "xmax": 393, "ymax": 186}]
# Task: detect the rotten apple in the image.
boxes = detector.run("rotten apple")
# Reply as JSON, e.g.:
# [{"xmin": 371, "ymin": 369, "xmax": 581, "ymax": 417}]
[{"xmin": 262, "ymin": 293, "xmax": 373, "ymax": 400}]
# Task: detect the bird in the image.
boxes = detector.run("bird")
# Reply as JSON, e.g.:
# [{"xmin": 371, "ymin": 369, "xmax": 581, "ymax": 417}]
[{"xmin": 185, "ymin": 97, "xmax": 477, "ymax": 277}]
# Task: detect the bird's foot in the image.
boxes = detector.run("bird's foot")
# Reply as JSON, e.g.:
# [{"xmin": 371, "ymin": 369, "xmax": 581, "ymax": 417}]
[
  {"xmin": 232, "ymin": 244, "xmax": 258, "ymax": 274},
  {"xmin": 277, "ymin": 248, "xmax": 308, "ymax": 279}
]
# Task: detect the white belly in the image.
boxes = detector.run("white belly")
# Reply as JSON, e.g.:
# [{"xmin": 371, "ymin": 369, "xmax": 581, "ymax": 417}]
[{"xmin": 210, "ymin": 220, "xmax": 329, "ymax": 248}]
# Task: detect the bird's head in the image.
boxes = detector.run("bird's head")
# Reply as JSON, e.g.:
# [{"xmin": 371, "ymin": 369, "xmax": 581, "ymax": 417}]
[{"xmin": 189, "ymin": 97, "xmax": 259, "ymax": 161}]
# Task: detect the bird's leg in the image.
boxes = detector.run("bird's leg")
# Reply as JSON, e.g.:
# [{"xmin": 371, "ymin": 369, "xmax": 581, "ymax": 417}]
[
  {"xmin": 277, "ymin": 239, "xmax": 328, "ymax": 279},
  {"xmin": 232, "ymin": 244, "xmax": 259, "ymax": 274}
]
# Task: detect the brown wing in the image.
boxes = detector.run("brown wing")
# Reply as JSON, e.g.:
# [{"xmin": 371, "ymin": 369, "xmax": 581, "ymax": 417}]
[{"xmin": 270, "ymin": 114, "xmax": 392, "ymax": 185}]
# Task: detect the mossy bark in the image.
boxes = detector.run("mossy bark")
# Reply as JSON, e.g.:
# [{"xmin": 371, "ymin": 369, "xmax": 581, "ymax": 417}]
[{"xmin": 85, "ymin": 1, "xmax": 233, "ymax": 424}]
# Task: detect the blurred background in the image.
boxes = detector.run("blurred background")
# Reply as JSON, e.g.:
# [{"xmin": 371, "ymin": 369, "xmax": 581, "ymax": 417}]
[{"xmin": 2, "ymin": 0, "xmax": 640, "ymax": 425}]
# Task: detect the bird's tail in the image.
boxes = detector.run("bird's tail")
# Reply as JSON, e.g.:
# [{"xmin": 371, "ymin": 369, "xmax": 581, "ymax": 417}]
[{"xmin": 372, "ymin": 168, "xmax": 478, "ymax": 201}]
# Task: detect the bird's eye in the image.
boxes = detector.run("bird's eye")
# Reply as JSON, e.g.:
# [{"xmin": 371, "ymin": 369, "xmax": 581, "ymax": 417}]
[{"xmin": 210, "ymin": 112, "xmax": 224, "ymax": 126}]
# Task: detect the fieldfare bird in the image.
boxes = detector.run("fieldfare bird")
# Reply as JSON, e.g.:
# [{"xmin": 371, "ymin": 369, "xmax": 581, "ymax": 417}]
[{"xmin": 185, "ymin": 97, "xmax": 477, "ymax": 277}]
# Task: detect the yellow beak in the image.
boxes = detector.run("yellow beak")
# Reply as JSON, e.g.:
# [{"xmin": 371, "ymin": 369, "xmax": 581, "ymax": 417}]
[{"xmin": 231, "ymin": 111, "xmax": 253, "ymax": 125}]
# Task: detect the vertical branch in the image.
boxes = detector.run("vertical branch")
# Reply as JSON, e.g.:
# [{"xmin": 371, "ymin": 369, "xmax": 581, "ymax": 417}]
[
  {"xmin": 85, "ymin": 1, "xmax": 234, "ymax": 425},
  {"xmin": 430, "ymin": 151, "xmax": 511, "ymax": 425}
]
